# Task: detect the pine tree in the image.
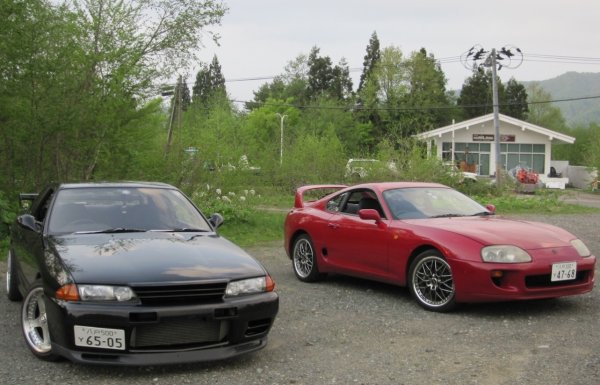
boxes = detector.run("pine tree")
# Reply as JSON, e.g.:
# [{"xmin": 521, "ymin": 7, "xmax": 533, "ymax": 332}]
[{"xmin": 358, "ymin": 31, "xmax": 380, "ymax": 93}]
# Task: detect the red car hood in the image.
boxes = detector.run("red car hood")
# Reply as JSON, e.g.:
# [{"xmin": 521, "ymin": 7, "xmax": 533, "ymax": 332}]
[{"xmin": 407, "ymin": 216, "xmax": 575, "ymax": 250}]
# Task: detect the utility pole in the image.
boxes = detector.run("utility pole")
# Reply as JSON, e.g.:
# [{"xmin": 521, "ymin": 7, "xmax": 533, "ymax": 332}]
[
  {"xmin": 275, "ymin": 113, "xmax": 287, "ymax": 165},
  {"xmin": 164, "ymin": 75, "xmax": 183, "ymax": 156},
  {"xmin": 461, "ymin": 45, "xmax": 523, "ymax": 186}
]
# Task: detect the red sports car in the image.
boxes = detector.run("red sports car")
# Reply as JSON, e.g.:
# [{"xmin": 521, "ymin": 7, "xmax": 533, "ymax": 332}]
[{"xmin": 283, "ymin": 182, "xmax": 596, "ymax": 312}]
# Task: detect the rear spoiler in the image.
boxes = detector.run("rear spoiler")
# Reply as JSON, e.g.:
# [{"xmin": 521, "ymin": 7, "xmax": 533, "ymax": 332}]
[
  {"xmin": 19, "ymin": 193, "xmax": 38, "ymax": 209},
  {"xmin": 294, "ymin": 185, "xmax": 347, "ymax": 208}
]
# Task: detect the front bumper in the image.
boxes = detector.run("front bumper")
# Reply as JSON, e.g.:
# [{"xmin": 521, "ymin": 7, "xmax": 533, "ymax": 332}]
[
  {"xmin": 451, "ymin": 251, "xmax": 596, "ymax": 303},
  {"xmin": 44, "ymin": 291, "xmax": 279, "ymax": 366}
]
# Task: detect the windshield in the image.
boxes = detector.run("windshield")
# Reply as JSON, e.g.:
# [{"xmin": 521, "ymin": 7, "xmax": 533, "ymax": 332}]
[
  {"xmin": 47, "ymin": 187, "xmax": 212, "ymax": 234},
  {"xmin": 382, "ymin": 187, "xmax": 488, "ymax": 220}
]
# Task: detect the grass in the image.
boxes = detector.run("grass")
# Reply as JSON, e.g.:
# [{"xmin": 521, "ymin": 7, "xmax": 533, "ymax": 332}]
[{"xmin": 218, "ymin": 210, "xmax": 287, "ymax": 248}]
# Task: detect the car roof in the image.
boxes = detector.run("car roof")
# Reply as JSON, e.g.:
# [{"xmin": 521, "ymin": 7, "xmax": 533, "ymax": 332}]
[
  {"xmin": 58, "ymin": 181, "xmax": 176, "ymax": 190},
  {"xmin": 347, "ymin": 181, "xmax": 448, "ymax": 193}
]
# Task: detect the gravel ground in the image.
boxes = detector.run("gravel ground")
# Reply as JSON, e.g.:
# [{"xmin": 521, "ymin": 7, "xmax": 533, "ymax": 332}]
[{"xmin": 1, "ymin": 213, "xmax": 599, "ymax": 385}]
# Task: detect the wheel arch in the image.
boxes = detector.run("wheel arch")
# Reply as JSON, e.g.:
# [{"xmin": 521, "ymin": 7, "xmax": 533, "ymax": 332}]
[
  {"xmin": 405, "ymin": 244, "xmax": 444, "ymax": 284},
  {"xmin": 288, "ymin": 230, "xmax": 310, "ymax": 259}
]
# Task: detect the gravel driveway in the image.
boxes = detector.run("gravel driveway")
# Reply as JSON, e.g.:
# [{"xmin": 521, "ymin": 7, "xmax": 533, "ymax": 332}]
[{"xmin": 1, "ymin": 213, "xmax": 599, "ymax": 385}]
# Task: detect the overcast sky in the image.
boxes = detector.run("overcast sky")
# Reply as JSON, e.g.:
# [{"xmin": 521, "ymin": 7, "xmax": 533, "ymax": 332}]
[{"xmin": 195, "ymin": 0, "xmax": 600, "ymax": 103}]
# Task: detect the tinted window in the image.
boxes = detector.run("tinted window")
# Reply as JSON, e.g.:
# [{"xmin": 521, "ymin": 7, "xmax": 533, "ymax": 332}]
[{"xmin": 48, "ymin": 187, "xmax": 211, "ymax": 234}]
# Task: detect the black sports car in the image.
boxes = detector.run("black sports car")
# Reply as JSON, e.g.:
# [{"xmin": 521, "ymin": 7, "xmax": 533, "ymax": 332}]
[{"xmin": 6, "ymin": 182, "xmax": 278, "ymax": 365}]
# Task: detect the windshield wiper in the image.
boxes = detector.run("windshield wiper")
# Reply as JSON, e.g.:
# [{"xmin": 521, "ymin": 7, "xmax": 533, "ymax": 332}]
[
  {"xmin": 429, "ymin": 213, "xmax": 464, "ymax": 218},
  {"xmin": 471, "ymin": 211, "xmax": 494, "ymax": 216},
  {"xmin": 75, "ymin": 227, "xmax": 147, "ymax": 234},
  {"xmin": 150, "ymin": 228, "xmax": 211, "ymax": 232}
]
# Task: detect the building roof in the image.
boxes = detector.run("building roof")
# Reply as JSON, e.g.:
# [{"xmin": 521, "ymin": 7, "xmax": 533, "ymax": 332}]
[{"xmin": 414, "ymin": 113, "xmax": 576, "ymax": 144}]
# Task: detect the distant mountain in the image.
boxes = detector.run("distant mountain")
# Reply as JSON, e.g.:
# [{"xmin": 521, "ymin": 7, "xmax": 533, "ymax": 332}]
[{"xmin": 524, "ymin": 72, "xmax": 600, "ymax": 127}]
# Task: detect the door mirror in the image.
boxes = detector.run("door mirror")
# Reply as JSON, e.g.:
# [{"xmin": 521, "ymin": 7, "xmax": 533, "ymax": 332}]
[
  {"xmin": 17, "ymin": 214, "xmax": 38, "ymax": 232},
  {"xmin": 358, "ymin": 209, "xmax": 387, "ymax": 229},
  {"xmin": 209, "ymin": 213, "xmax": 224, "ymax": 229},
  {"xmin": 486, "ymin": 204, "xmax": 496, "ymax": 214}
]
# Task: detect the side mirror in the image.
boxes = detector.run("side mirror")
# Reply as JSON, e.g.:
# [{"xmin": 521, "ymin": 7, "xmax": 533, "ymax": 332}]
[
  {"xmin": 486, "ymin": 204, "xmax": 496, "ymax": 214},
  {"xmin": 209, "ymin": 213, "xmax": 224, "ymax": 229},
  {"xmin": 358, "ymin": 209, "xmax": 387, "ymax": 229},
  {"xmin": 17, "ymin": 214, "xmax": 38, "ymax": 232}
]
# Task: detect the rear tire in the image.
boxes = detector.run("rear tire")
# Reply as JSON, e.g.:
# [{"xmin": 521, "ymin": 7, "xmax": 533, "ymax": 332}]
[
  {"xmin": 6, "ymin": 250, "xmax": 23, "ymax": 301},
  {"xmin": 21, "ymin": 282, "xmax": 60, "ymax": 361},
  {"xmin": 292, "ymin": 234, "xmax": 323, "ymax": 282}
]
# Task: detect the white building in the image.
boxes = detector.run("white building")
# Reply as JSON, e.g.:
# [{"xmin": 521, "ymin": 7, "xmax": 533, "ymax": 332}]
[{"xmin": 415, "ymin": 113, "xmax": 575, "ymax": 177}]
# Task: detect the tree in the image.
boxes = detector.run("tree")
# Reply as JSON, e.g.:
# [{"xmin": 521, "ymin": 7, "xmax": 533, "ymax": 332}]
[
  {"xmin": 458, "ymin": 67, "xmax": 504, "ymax": 119},
  {"xmin": 401, "ymin": 48, "xmax": 451, "ymax": 134},
  {"xmin": 503, "ymin": 78, "xmax": 528, "ymax": 120},
  {"xmin": 0, "ymin": 0, "xmax": 227, "ymax": 193},
  {"xmin": 193, "ymin": 55, "xmax": 227, "ymax": 108},
  {"xmin": 357, "ymin": 31, "xmax": 381, "ymax": 94},
  {"xmin": 306, "ymin": 47, "xmax": 352, "ymax": 101}
]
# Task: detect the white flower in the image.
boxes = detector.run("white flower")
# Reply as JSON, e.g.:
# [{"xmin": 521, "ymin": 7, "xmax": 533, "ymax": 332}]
[
  {"xmin": 216, "ymin": 196, "xmax": 221, "ymax": 200},
  {"xmin": 239, "ymin": 196, "xmax": 246, "ymax": 202},
  {"xmin": 244, "ymin": 189, "xmax": 249, "ymax": 196},
  {"xmin": 206, "ymin": 184, "xmax": 210, "ymax": 190},
  {"xmin": 216, "ymin": 188, "xmax": 222, "ymax": 195},
  {"xmin": 228, "ymin": 191, "xmax": 236, "ymax": 196},
  {"xmin": 222, "ymin": 196, "xmax": 231, "ymax": 203},
  {"xmin": 249, "ymin": 189, "xmax": 256, "ymax": 195}
]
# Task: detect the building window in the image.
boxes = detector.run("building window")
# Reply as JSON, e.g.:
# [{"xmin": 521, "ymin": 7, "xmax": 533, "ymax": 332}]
[
  {"xmin": 442, "ymin": 142, "xmax": 491, "ymax": 176},
  {"xmin": 500, "ymin": 143, "xmax": 545, "ymax": 173}
]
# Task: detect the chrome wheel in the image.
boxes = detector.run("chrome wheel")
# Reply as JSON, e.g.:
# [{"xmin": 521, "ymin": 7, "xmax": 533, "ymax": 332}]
[
  {"xmin": 292, "ymin": 234, "xmax": 321, "ymax": 282},
  {"xmin": 22, "ymin": 286, "xmax": 52, "ymax": 354},
  {"xmin": 409, "ymin": 252, "xmax": 456, "ymax": 312}
]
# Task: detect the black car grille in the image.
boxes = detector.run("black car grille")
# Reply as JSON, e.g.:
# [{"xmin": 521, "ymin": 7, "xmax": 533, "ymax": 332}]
[
  {"xmin": 132, "ymin": 282, "xmax": 227, "ymax": 306},
  {"xmin": 525, "ymin": 271, "xmax": 589, "ymax": 288},
  {"xmin": 131, "ymin": 318, "xmax": 229, "ymax": 349}
]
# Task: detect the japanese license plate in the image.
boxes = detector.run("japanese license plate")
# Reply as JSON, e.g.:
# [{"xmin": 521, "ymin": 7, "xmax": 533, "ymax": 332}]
[
  {"xmin": 74, "ymin": 325, "xmax": 126, "ymax": 350},
  {"xmin": 551, "ymin": 262, "xmax": 577, "ymax": 282}
]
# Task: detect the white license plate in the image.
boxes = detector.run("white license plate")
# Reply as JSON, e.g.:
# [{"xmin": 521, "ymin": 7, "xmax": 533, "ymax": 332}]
[
  {"xmin": 74, "ymin": 325, "xmax": 126, "ymax": 350},
  {"xmin": 551, "ymin": 262, "xmax": 577, "ymax": 282}
]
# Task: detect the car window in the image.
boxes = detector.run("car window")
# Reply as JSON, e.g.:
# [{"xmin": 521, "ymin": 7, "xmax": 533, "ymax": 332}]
[
  {"xmin": 339, "ymin": 190, "xmax": 385, "ymax": 218},
  {"xmin": 326, "ymin": 192, "xmax": 348, "ymax": 212},
  {"xmin": 47, "ymin": 187, "xmax": 212, "ymax": 234}
]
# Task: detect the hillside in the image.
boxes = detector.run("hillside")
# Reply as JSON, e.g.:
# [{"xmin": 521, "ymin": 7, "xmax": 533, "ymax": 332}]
[{"xmin": 527, "ymin": 72, "xmax": 600, "ymax": 127}]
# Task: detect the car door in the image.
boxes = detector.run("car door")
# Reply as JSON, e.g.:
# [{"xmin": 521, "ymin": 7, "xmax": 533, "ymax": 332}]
[
  {"xmin": 323, "ymin": 189, "xmax": 391, "ymax": 278},
  {"xmin": 12, "ymin": 188, "xmax": 55, "ymax": 290}
]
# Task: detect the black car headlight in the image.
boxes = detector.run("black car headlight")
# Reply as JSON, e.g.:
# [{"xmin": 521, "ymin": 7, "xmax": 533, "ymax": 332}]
[
  {"xmin": 225, "ymin": 275, "xmax": 275, "ymax": 297},
  {"xmin": 56, "ymin": 284, "xmax": 137, "ymax": 302}
]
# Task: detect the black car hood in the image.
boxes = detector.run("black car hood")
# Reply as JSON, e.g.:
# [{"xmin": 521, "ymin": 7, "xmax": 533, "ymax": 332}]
[{"xmin": 48, "ymin": 232, "xmax": 266, "ymax": 285}]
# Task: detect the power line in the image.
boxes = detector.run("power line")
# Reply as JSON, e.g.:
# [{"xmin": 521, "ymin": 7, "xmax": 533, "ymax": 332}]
[{"xmin": 232, "ymin": 94, "xmax": 600, "ymax": 111}]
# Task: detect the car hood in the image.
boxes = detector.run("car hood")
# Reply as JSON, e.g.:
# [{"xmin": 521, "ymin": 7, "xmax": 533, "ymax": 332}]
[
  {"xmin": 48, "ymin": 232, "xmax": 266, "ymax": 284},
  {"xmin": 407, "ymin": 216, "xmax": 576, "ymax": 250}
]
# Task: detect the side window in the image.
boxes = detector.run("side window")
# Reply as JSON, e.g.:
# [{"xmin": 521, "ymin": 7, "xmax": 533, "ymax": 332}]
[
  {"xmin": 33, "ymin": 189, "xmax": 55, "ymax": 222},
  {"xmin": 326, "ymin": 192, "xmax": 347, "ymax": 213},
  {"xmin": 341, "ymin": 189, "xmax": 385, "ymax": 218}
]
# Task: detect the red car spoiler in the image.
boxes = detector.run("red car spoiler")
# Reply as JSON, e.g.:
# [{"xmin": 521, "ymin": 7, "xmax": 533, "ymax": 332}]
[{"xmin": 294, "ymin": 185, "xmax": 347, "ymax": 208}]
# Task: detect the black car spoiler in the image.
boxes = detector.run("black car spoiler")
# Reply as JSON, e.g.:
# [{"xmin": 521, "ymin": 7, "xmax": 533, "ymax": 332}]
[{"xmin": 19, "ymin": 193, "xmax": 38, "ymax": 209}]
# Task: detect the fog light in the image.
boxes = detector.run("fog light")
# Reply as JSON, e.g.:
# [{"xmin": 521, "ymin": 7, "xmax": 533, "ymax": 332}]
[{"xmin": 491, "ymin": 270, "xmax": 504, "ymax": 278}]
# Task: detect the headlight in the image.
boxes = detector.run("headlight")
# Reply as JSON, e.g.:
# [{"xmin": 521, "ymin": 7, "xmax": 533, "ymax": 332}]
[
  {"xmin": 78, "ymin": 285, "xmax": 137, "ymax": 301},
  {"xmin": 226, "ymin": 276, "xmax": 275, "ymax": 296},
  {"xmin": 481, "ymin": 245, "xmax": 532, "ymax": 263},
  {"xmin": 571, "ymin": 239, "xmax": 591, "ymax": 257}
]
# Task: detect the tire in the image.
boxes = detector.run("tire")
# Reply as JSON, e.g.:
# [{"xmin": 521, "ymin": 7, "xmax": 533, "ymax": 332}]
[
  {"xmin": 292, "ymin": 234, "xmax": 323, "ymax": 282},
  {"xmin": 21, "ymin": 282, "xmax": 60, "ymax": 361},
  {"xmin": 408, "ymin": 250, "xmax": 456, "ymax": 312},
  {"xmin": 6, "ymin": 250, "xmax": 23, "ymax": 301}
]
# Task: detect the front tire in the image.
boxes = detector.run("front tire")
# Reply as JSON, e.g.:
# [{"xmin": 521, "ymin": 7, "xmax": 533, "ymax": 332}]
[
  {"xmin": 292, "ymin": 234, "xmax": 322, "ymax": 282},
  {"xmin": 6, "ymin": 250, "xmax": 23, "ymax": 301},
  {"xmin": 21, "ymin": 283, "xmax": 60, "ymax": 361},
  {"xmin": 408, "ymin": 250, "xmax": 456, "ymax": 312}
]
